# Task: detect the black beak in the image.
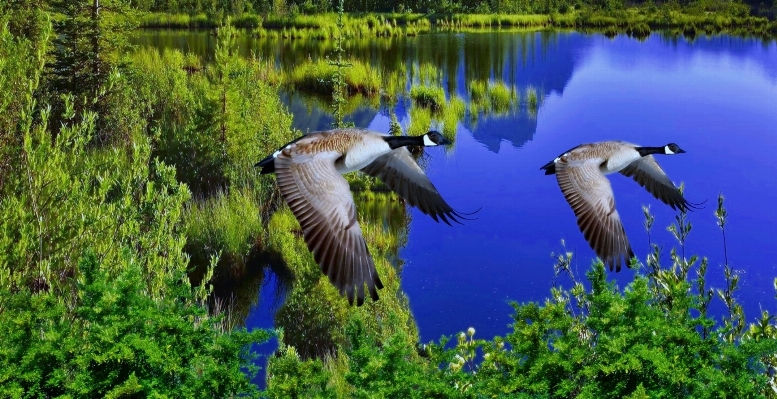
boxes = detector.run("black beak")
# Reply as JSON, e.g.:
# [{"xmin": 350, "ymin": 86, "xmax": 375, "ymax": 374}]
[
  {"xmin": 677, "ymin": 148, "xmax": 687, "ymax": 154},
  {"xmin": 440, "ymin": 137, "xmax": 452, "ymax": 146}
]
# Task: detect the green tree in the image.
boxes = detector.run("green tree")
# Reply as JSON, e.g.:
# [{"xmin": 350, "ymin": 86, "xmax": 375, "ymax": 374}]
[{"xmin": 47, "ymin": 0, "xmax": 137, "ymax": 142}]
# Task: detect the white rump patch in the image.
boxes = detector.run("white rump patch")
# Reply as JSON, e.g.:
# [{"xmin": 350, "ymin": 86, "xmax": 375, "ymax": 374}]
[
  {"xmin": 272, "ymin": 150, "xmax": 281, "ymax": 158},
  {"xmin": 664, "ymin": 145, "xmax": 675, "ymax": 155},
  {"xmin": 423, "ymin": 135, "xmax": 438, "ymax": 146}
]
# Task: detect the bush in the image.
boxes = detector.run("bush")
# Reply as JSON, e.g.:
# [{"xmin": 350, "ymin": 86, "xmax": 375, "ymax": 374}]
[
  {"xmin": 0, "ymin": 251, "xmax": 272, "ymax": 397},
  {"xmin": 0, "ymin": 17, "xmax": 274, "ymax": 396},
  {"xmin": 266, "ymin": 199, "xmax": 777, "ymax": 398}
]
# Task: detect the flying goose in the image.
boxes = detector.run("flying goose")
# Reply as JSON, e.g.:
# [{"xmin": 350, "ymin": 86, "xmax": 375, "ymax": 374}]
[
  {"xmin": 541, "ymin": 141, "xmax": 696, "ymax": 272},
  {"xmin": 256, "ymin": 128, "xmax": 468, "ymax": 306}
]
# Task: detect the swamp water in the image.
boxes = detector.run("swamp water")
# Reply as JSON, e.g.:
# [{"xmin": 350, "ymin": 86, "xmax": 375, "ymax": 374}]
[{"xmin": 135, "ymin": 29, "xmax": 777, "ymax": 381}]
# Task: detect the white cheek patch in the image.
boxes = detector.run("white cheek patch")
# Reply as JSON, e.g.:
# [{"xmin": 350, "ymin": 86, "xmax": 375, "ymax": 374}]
[
  {"xmin": 664, "ymin": 145, "xmax": 675, "ymax": 155},
  {"xmin": 423, "ymin": 135, "xmax": 437, "ymax": 146}
]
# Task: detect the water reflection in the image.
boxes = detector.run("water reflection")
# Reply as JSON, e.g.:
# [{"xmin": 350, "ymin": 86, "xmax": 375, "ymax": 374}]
[{"xmin": 134, "ymin": 30, "xmax": 777, "ymax": 347}]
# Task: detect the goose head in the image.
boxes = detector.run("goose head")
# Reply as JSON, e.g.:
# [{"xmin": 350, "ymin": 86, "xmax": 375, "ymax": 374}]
[
  {"xmin": 423, "ymin": 130, "xmax": 451, "ymax": 147},
  {"xmin": 663, "ymin": 143, "xmax": 686, "ymax": 155}
]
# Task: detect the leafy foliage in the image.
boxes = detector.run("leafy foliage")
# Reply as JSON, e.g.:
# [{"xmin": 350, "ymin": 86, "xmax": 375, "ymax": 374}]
[
  {"xmin": 0, "ymin": 251, "xmax": 272, "ymax": 397},
  {"xmin": 267, "ymin": 258, "xmax": 777, "ymax": 398},
  {"xmin": 0, "ymin": 12, "xmax": 273, "ymax": 396}
]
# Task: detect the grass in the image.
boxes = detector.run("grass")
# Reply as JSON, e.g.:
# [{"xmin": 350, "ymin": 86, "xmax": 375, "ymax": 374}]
[
  {"xmin": 407, "ymin": 106, "xmax": 434, "ymax": 137},
  {"xmin": 131, "ymin": 8, "xmax": 777, "ymax": 39},
  {"xmin": 381, "ymin": 65, "xmax": 409, "ymax": 104},
  {"xmin": 135, "ymin": 12, "xmax": 432, "ymax": 38},
  {"xmin": 409, "ymin": 85, "xmax": 446, "ymax": 111},
  {"xmin": 285, "ymin": 58, "xmax": 381, "ymax": 96},
  {"xmin": 488, "ymin": 83, "xmax": 518, "ymax": 113},
  {"xmin": 183, "ymin": 187, "xmax": 263, "ymax": 269},
  {"xmin": 431, "ymin": 13, "xmax": 552, "ymax": 29},
  {"xmin": 440, "ymin": 95, "xmax": 466, "ymax": 140},
  {"xmin": 469, "ymin": 79, "xmax": 519, "ymax": 116}
]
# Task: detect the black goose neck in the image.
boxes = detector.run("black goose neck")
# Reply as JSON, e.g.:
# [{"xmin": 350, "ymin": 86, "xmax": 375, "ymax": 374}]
[
  {"xmin": 636, "ymin": 146, "xmax": 665, "ymax": 157},
  {"xmin": 384, "ymin": 135, "xmax": 424, "ymax": 149}
]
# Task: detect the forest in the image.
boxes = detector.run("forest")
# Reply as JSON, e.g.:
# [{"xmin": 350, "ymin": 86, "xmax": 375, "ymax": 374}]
[
  {"xmin": 116, "ymin": 0, "xmax": 772, "ymax": 17},
  {"xmin": 1, "ymin": 0, "xmax": 777, "ymax": 397}
]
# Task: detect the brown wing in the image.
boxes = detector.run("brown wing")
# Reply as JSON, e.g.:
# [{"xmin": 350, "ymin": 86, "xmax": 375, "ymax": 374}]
[
  {"xmin": 556, "ymin": 158, "xmax": 634, "ymax": 272},
  {"xmin": 619, "ymin": 156, "xmax": 692, "ymax": 212},
  {"xmin": 275, "ymin": 149, "xmax": 383, "ymax": 306},
  {"xmin": 361, "ymin": 148, "xmax": 466, "ymax": 225}
]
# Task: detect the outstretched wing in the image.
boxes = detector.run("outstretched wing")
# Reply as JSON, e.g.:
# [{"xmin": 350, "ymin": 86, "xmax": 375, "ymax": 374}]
[
  {"xmin": 619, "ymin": 156, "xmax": 692, "ymax": 212},
  {"xmin": 275, "ymin": 148, "xmax": 383, "ymax": 306},
  {"xmin": 361, "ymin": 148, "xmax": 468, "ymax": 225},
  {"xmin": 556, "ymin": 157, "xmax": 634, "ymax": 272}
]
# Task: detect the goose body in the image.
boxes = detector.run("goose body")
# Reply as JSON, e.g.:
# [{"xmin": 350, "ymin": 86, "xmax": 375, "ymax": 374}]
[
  {"xmin": 257, "ymin": 128, "xmax": 466, "ymax": 306},
  {"xmin": 541, "ymin": 141, "xmax": 692, "ymax": 272}
]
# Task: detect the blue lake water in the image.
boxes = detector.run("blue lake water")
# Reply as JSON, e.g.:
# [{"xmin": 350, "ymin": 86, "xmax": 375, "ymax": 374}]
[
  {"xmin": 135, "ymin": 29, "xmax": 777, "ymax": 379},
  {"xmin": 275, "ymin": 32, "xmax": 777, "ymax": 343}
]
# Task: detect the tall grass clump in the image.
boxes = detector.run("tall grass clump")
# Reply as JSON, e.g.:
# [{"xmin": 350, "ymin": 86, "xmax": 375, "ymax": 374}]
[
  {"xmin": 469, "ymin": 80, "xmax": 488, "ymax": 104},
  {"xmin": 407, "ymin": 100, "xmax": 435, "ymax": 137},
  {"xmin": 468, "ymin": 79, "xmax": 519, "ymax": 116},
  {"xmin": 440, "ymin": 95, "xmax": 466, "ymax": 139},
  {"xmin": 488, "ymin": 82, "xmax": 518, "ymax": 113},
  {"xmin": 286, "ymin": 58, "xmax": 381, "ymax": 97},
  {"xmin": 184, "ymin": 188, "xmax": 263, "ymax": 268},
  {"xmin": 410, "ymin": 85, "xmax": 446, "ymax": 111},
  {"xmin": 380, "ymin": 65, "xmax": 409, "ymax": 104}
]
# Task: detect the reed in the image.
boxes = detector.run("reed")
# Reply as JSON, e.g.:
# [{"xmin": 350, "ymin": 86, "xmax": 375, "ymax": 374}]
[{"xmin": 409, "ymin": 85, "xmax": 446, "ymax": 111}]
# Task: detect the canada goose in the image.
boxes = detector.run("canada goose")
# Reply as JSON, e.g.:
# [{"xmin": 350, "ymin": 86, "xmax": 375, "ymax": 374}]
[
  {"xmin": 541, "ymin": 141, "xmax": 696, "ymax": 272},
  {"xmin": 256, "ymin": 128, "xmax": 468, "ymax": 306}
]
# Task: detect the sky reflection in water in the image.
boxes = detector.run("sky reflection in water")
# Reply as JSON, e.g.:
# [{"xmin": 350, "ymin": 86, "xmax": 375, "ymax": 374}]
[
  {"xmin": 134, "ymin": 30, "xmax": 777, "ymax": 344},
  {"xmin": 289, "ymin": 32, "xmax": 777, "ymax": 343}
]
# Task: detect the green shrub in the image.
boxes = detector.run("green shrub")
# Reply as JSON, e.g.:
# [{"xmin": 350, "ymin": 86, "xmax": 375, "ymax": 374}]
[
  {"xmin": 0, "ymin": 17, "xmax": 275, "ymax": 396},
  {"xmin": 0, "ymin": 251, "xmax": 272, "ymax": 397}
]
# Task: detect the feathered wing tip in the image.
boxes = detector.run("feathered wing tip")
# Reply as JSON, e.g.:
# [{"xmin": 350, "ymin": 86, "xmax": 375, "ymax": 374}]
[
  {"xmin": 329, "ymin": 243, "xmax": 384, "ymax": 307},
  {"xmin": 254, "ymin": 155, "xmax": 276, "ymax": 174},
  {"xmin": 273, "ymin": 144, "xmax": 385, "ymax": 307},
  {"xmin": 429, "ymin": 207, "xmax": 482, "ymax": 226},
  {"xmin": 540, "ymin": 160, "xmax": 557, "ymax": 175},
  {"xmin": 674, "ymin": 197, "xmax": 707, "ymax": 213},
  {"xmin": 602, "ymin": 247, "xmax": 636, "ymax": 272}
]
